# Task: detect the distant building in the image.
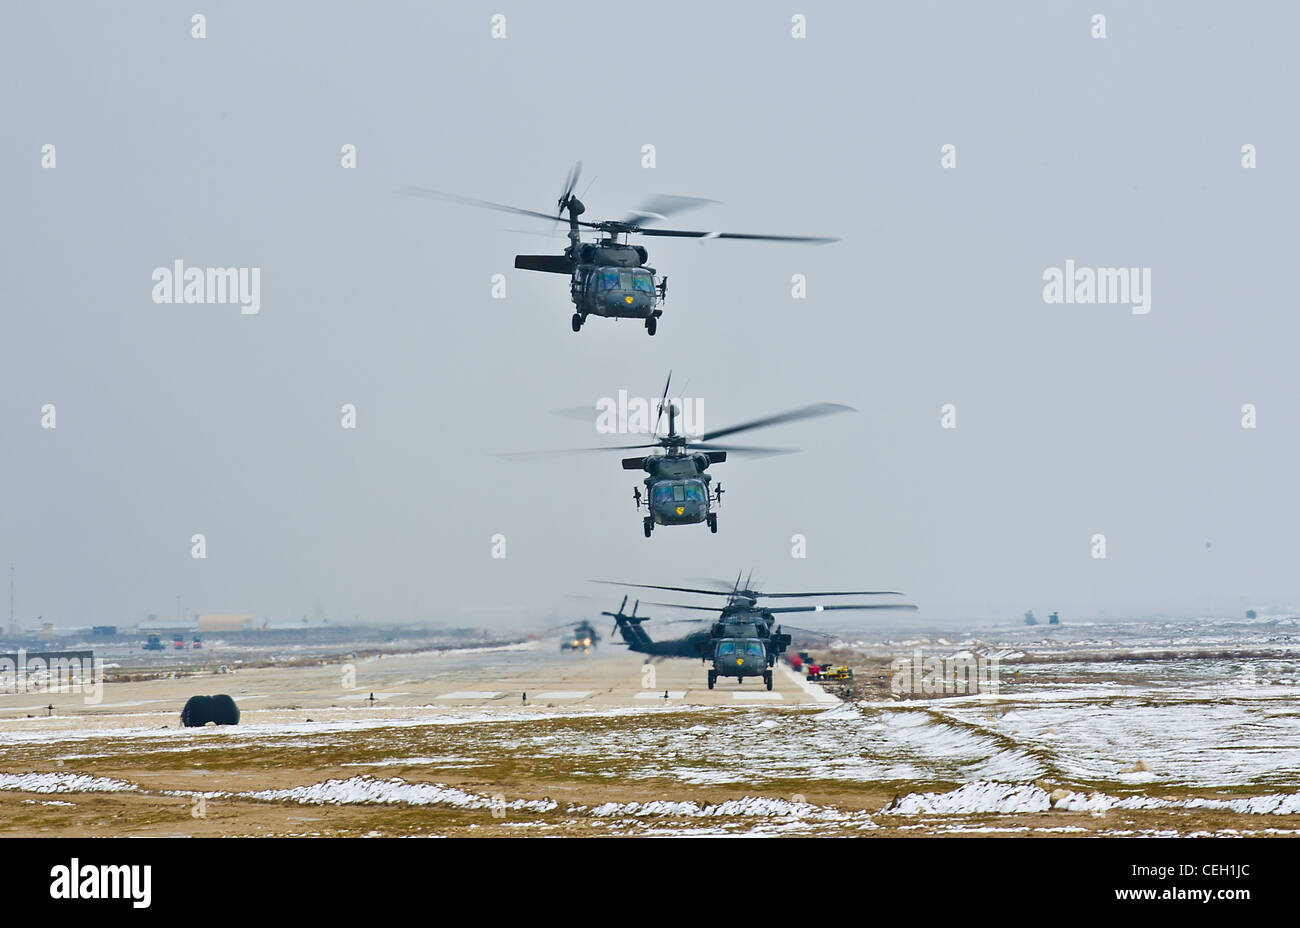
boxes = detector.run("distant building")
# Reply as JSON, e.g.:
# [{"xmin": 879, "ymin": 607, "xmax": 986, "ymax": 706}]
[
  {"xmin": 197, "ymin": 614, "xmax": 255, "ymax": 632},
  {"xmin": 1024, "ymin": 611, "xmax": 1037, "ymax": 626},
  {"xmin": 1048, "ymin": 611, "xmax": 1060, "ymax": 625}
]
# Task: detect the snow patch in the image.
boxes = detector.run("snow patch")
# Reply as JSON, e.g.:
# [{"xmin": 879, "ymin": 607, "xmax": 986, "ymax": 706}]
[
  {"xmin": 0, "ymin": 772, "xmax": 137, "ymax": 794},
  {"xmin": 243, "ymin": 776, "xmax": 556, "ymax": 812}
]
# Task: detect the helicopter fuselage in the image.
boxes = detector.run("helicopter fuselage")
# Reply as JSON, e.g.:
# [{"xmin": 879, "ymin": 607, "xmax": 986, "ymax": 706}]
[
  {"xmin": 567, "ymin": 239, "xmax": 663, "ymax": 321},
  {"xmin": 628, "ymin": 450, "xmax": 723, "ymax": 534}
]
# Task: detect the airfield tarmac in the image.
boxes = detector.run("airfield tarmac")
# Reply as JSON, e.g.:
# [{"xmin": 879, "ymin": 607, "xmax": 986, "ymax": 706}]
[{"xmin": 2, "ymin": 623, "xmax": 1299, "ymax": 837}]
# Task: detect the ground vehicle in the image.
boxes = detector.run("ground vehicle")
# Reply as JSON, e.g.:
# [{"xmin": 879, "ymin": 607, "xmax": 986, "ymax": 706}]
[
  {"xmin": 142, "ymin": 633, "xmax": 164, "ymax": 651},
  {"xmin": 807, "ymin": 664, "xmax": 853, "ymax": 682}
]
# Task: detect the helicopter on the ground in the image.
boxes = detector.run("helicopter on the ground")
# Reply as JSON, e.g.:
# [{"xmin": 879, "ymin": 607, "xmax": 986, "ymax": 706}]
[
  {"xmin": 504, "ymin": 373, "xmax": 852, "ymax": 537},
  {"xmin": 399, "ymin": 162, "xmax": 836, "ymax": 335},
  {"xmin": 597, "ymin": 574, "xmax": 917, "ymax": 690},
  {"xmin": 549, "ymin": 619, "xmax": 601, "ymax": 652}
]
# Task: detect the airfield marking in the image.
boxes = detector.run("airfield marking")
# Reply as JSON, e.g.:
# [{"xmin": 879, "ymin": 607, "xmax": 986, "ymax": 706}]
[
  {"xmin": 732, "ymin": 692, "xmax": 784, "ymax": 701},
  {"xmin": 435, "ymin": 691, "xmax": 504, "ymax": 700},
  {"xmin": 533, "ymin": 691, "xmax": 594, "ymax": 700},
  {"xmin": 777, "ymin": 663, "xmax": 839, "ymax": 704}
]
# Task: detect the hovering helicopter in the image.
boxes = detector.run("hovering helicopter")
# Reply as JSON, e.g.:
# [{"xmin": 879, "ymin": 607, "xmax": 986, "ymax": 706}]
[
  {"xmin": 597, "ymin": 574, "xmax": 918, "ymax": 690},
  {"xmin": 504, "ymin": 373, "xmax": 852, "ymax": 537},
  {"xmin": 548, "ymin": 619, "xmax": 601, "ymax": 652},
  {"xmin": 399, "ymin": 162, "xmax": 837, "ymax": 335}
]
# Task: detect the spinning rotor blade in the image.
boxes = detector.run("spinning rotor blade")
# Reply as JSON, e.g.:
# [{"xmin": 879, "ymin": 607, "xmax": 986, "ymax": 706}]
[
  {"xmin": 593, "ymin": 580, "xmax": 736, "ymax": 598},
  {"xmin": 494, "ymin": 442, "xmax": 659, "ymax": 461},
  {"xmin": 765, "ymin": 603, "xmax": 919, "ymax": 614},
  {"xmin": 700, "ymin": 403, "xmax": 853, "ymax": 443},
  {"xmin": 398, "ymin": 187, "xmax": 599, "ymax": 227},
  {"xmin": 620, "ymin": 194, "xmax": 716, "ymax": 227},
  {"xmin": 635, "ymin": 228, "xmax": 838, "ymax": 243},
  {"xmin": 762, "ymin": 590, "xmax": 906, "ymax": 598},
  {"xmin": 640, "ymin": 601, "xmax": 719, "ymax": 614},
  {"xmin": 688, "ymin": 442, "xmax": 798, "ymax": 457},
  {"xmin": 778, "ymin": 624, "xmax": 839, "ymax": 638}
]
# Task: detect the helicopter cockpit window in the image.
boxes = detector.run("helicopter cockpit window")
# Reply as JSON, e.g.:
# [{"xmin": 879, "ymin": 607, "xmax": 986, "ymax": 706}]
[
  {"xmin": 716, "ymin": 641, "xmax": 736, "ymax": 656},
  {"xmin": 599, "ymin": 270, "xmax": 620, "ymax": 290},
  {"xmin": 628, "ymin": 270, "xmax": 655, "ymax": 293},
  {"xmin": 745, "ymin": 641, "xmax": 765, "ymax": 656},
  {"xmin": 672, "ymin": 484, "xmax": 686, "ymax": 502},
  {"xmin": 652, "ymin": 485, "xmax": 674, "ymax": 504},
  {"xmin": 683, "ymin": 483, "xmax": 705, "ymax": 502}
]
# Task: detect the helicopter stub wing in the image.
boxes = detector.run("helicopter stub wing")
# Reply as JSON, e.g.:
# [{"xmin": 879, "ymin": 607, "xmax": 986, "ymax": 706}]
[{"xmin": 515, "ymin": 254, "xmax": 574, "ymax": 275}]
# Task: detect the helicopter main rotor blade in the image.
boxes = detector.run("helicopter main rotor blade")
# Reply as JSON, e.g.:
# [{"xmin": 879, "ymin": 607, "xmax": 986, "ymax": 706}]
[
  {"xmin": 777, "ymin": 624, "xmax": 839, "ymax": 638},
  {"xmin": 699, "ymin": 403, "xmax": 853, "ymax": 443},
  {"xmin": 635, "ymin": 228, "xmax": 838, "ymax": 243},
  {"xmin": 688, "ymin": 442, "xmax": 799, "ymax": 457},
  {"xmin": 398, "ymin": 187, "xmax": 600, "ymax": 228},
  {"xmin": 638, "ymin": 602, "xmax": 715, "ymax": 618},
  {"xmin": 620, "ymin": 194, "xmax": 716, "ymax": 227},
  {"xmin": 592, "ymin": 581, "xmax": 736, "ymax": 598},
  {"xmin": 765, "ymin": 604, "xmax": 919, "ymax": 614},
  {"xmin": 494, "ymin": 443, "xmax": 659, "ymax": 461},
  {"xmin": 762, "ymin": 590, "xmax": 907, "ymax": 598}
]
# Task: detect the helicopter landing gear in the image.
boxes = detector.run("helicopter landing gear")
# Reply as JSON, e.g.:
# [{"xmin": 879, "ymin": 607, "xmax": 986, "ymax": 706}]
[
  {"xmin": 571, "ymin": 313, "xmax": 583, "ymax": 332},
  {"xmin": 707, "ymin": 670, "xmax": 716, "ymax": 690},
  {"xmin": 707, "ymin": 513, "xmax": 718, "ymax": 534},
  {"xmin": 764, "ymin": 670, "xmax": 773, "ymax": 691},
  {"xmin": 643, "ymin": 517, "xmax": 653, "ymax": 538},
  {"xmin": 645, "ymin": 316, "xmax": 657, "ymax": 336}
]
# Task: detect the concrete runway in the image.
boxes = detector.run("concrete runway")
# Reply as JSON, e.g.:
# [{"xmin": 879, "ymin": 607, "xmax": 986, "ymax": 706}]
[{"xmin": 0, "ymin": 639, "xmax": 836, "ymax": 725}]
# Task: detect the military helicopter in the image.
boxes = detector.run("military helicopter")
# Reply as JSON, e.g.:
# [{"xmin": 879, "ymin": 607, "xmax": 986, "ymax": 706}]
[
  {"xmin": 548, "ymin": 619, "xmax": 601, "ymax": 652},
  {"xmin": 597, "ymin": 574, "xmax": 917, "ymax": 690},
  {"xmin": 399, "ymin": 162, "xmax": 836, "ymax": 335},
  {"xmin": 504, "ymin": 373, "xmax": 852, "ymax": 537}
]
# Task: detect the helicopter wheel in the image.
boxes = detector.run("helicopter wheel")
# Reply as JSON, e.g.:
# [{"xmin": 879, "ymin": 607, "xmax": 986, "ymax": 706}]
[
  {"xmin": 571, "ymin": 313, "xmax": 582, "ymax": 332},
  {"xmin": 643, "ymin": 518, "xmax": 653, "ymax": 538},
  {"xmin": 645, "ymin": 316, "xmax": 657, "ymax": 336},
  {"xmin": 764, "ymin": 671, "xmax": 773, "ymax": 691},
  {"xmin": 707, "ymin": 514, "xmax": 718, "ymax": 534},
  {"xmin": 707, "ymin": 671, "xmax": 716, "ymax": 690}
]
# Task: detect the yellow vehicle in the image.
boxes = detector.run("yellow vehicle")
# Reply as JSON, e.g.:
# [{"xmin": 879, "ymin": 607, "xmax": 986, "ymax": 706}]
[{"xmin": 807, "ymin": 664, "xmax": 853, "ymax": 682}]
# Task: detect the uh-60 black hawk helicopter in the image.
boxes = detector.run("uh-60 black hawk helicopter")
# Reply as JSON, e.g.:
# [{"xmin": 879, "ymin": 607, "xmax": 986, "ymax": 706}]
[
  {"xmin": 548, "ymin": 619, "xmax": 600, "ymax": 652},
  {"xmin": 504, "ymin": 373, "xmax": 852, "ymax": 537},
  {"xmin": 596, "ymin": 574, "xmax": 917, "ymax": 690},
  {"xmin": 399, "ymin": 162, "xmax": 836, "ymax": 335}
]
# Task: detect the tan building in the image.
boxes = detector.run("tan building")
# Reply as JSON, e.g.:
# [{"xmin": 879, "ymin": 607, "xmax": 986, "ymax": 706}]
[{"xmin": 196, "ymin": 614, "xmax": 255, "ymax": 632}]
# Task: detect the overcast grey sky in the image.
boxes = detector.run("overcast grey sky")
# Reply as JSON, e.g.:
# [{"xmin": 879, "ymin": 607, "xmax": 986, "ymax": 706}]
[{"xmin": 3, "ymin": 2, "xmax": 1298, "ymax": 629}]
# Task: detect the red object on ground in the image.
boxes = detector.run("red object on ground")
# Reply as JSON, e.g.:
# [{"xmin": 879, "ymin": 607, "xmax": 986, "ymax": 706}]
[
  {"xmin": 789, "ymin": 655, "xmax": 803, "ymax": 670},
  {"xmin": 809, "ymin": 664, "xmax": 821, "ymax": 675}
]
